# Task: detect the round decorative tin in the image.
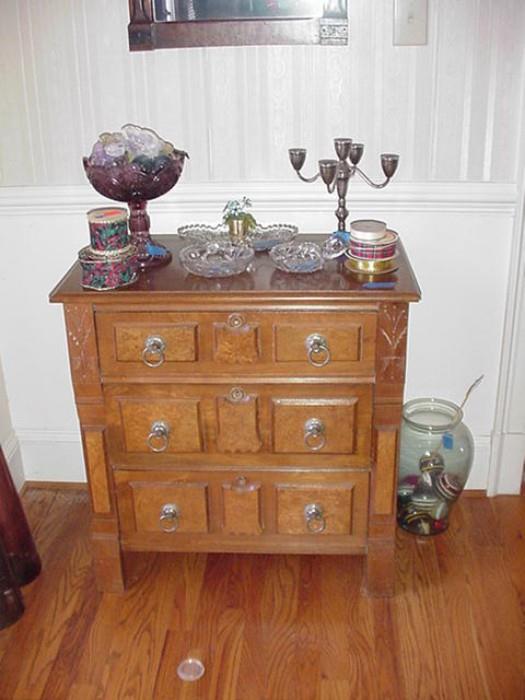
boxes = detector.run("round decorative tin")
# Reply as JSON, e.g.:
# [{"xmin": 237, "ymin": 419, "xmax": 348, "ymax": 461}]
[
  {"xmin": 344, "ymin": 253, "xmax": 398, "ymax": 275},
  {"xmin": 349, "ymin": 219, "xmax": 387, "ymax": 242},
  {"xmin": 78, "ymin": 244, "xmax": 138, "ymax": 290},
  {"xmin": 87, "ymin": 207, "xmax": 129, "ymax": 252},
  {"xmin": 349, "ymin": 230, "xmax": 398, "ymax": 260}
]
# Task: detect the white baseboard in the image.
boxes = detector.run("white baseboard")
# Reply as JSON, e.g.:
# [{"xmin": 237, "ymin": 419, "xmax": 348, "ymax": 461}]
[
  {"xmin": 15, "ymin": 429, "xmax": 493, "ymax": 492},
  {"xmin": 1, "ymin": 431, "xmax": 25, "ymax": 491},
  {"xmin": 465, "ymin": 436, "xmax": 492, "ymax": 491},
  {"xmin": 17, "ymin": 429, "xmax": 85, "ymax": 483},
  {"xmin": 489, "ymin": 433, "xmax": 525, "ymax": 495}
]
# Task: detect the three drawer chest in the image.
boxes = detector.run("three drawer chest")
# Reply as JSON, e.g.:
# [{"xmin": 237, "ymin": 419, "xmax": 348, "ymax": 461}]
[{"xmin": 50, "ymin": 235, "xmax": 420, "ymax": 596}]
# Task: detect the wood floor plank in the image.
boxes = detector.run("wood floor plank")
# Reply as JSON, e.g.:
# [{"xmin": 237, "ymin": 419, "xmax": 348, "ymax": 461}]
[
  {"xmin": 261, "ymin": 555, "xmax": 300, "ymax": 700},
  {"xmin": 88, "ymin": 553, "xmax": 178, "ymax": 700},
  {"xmin": 1, "ymin": 489, "xmax": 524, "ymax": 700},
  {"xmin": 234, "ymin": 555, "xmax": 271, "ymax": 700},
  {"xmin": 393, "ymin": 528, "xmax": 464, "ymax": 700},
  {"xmin": 490, "ymin": 495, "xmax": 525, "ymax": 607},
  {"xmin": 370, "ymin": 598, "xmax": 402, "ymax": 700},
  {"xmin": 292, "ymin": 555, "xmax": 322, "ymax": 700},
  {"xmin": 461, "ymin": 498, "xmax": 525, "ymax": 699},
  {"xmin": 0, "ymin": 490, "xmax": 58, "ymax": 667},
  {"xmin": 154, "ymin": 553, "xmax": 239, "ymax": 700},
  {"xmin": 0, "ymin": 491, "xmax": 92, "ymax": 700}
]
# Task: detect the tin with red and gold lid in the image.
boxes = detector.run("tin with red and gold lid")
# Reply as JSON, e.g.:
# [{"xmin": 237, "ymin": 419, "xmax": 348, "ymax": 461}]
[
  {"xmin": 87, "ymin": 207, "xmax": 129, "ymax": 252},
  {"xmin": 78, "ymin": 244, "xmax": 138, "ymax": 290}
]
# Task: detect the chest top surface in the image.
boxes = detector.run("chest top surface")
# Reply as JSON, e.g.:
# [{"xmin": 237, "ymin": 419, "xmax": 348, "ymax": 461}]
[{"xmin": 49, "ymin": 234, "xmax": 421, "ymax": 305}]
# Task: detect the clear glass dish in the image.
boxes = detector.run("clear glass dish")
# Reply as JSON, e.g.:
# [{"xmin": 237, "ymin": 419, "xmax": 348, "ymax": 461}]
[
  {"xmin": 177, "ymin": 222, "xmax": 298, "ymax": 251},
  {"xmin": 269, "ymin": 236, "xmax": 346, "ymax": 274},
  {"xmin": 179, "ymin": 242, "xmax": 254, "ymax": 278},
  {"xmin": 270, "ymin": 241, "xmax": 324, "ymax": 273}
]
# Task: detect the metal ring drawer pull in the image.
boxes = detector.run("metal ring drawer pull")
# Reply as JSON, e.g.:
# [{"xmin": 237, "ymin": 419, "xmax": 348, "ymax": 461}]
[
  {"xmin": 304, "ymin": 503, "xmax": 326, "ymax": 533},
  {"xmin": 227, "ymin": 313, "xmax": 245, "ymax": 329},
  {"xmin": 142, "ymin": 336, "xmax": 166, "ymax": 367},
  {"xmin": 305, "ymin": 333, "xmax": 331, "ymax": 367},
  {"xmin": 147, "ymin": 420, "xmax": 170, "ymax": 452},
  {"xmin": 160, "ymin": 503, "xmax": 180, "ymax": 533},
  {"xmin": 304, "ymin": 418, "xmax": 326, "ymax": 451}
]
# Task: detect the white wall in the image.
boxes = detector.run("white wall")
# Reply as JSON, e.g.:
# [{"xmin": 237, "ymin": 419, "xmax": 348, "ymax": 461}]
[{"xmin": 0, "ymin": 0, "xmax": 524, "ymax": 491}]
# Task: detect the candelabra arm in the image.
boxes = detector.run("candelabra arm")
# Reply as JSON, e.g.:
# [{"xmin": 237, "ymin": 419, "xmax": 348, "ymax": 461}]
[
  {"xmin": 353, "ymin": 166, "xmax": 391, "ymax": 189},
  {"xmin": 295, "ymin": 171, "xmax": 321, "ymax": 184}
]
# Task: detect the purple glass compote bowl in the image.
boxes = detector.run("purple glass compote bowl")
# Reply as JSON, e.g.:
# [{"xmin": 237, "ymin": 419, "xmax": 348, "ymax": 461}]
[{"xmin": 83, "ymin": 124, "xmax": 188, "ymax": 269}]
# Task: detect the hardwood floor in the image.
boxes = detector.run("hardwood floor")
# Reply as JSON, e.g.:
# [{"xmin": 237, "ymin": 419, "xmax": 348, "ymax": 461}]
[{"xmin": 0, "ymin": 488, "xmax": 524, "ymax": 700}]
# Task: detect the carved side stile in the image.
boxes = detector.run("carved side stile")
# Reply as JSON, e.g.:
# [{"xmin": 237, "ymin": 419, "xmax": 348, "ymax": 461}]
[
  {"xmin": 64, "ymin": 304, "xmax": 100, "ymax": 390},
  {"xmin": 378, "ymin": 303, "xmax": 408, "ymax": 384},
  {"xmin": 63, "ymin": 304, "xmax": 124, "ymax": 592}
]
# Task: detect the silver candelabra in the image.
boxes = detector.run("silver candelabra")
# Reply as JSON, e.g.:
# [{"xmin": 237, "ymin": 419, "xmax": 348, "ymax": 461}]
[{"xmin": 288, "ymin": 138, "xmax": 399, "ymax": 232}]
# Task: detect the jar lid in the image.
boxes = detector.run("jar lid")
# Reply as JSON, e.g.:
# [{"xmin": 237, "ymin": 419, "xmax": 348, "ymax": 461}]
[
  {"xmin": 87, "ymin": 207, "xmax": 128, "ymax": 224},
  {"xmin": 349, "ymin": 219, "xmax": 387, "ymax": 241}
]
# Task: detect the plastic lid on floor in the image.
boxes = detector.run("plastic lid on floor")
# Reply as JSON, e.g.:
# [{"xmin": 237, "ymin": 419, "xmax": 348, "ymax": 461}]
[{"xmin": 177, "ymin": 658, "xmax": 205, "ymax": 682}]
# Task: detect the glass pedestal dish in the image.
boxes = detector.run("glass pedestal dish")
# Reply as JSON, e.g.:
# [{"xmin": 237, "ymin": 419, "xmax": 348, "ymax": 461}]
[
  {"xmin": 83, "ymin": 125, "xmax": 188, "ymax": 270},
  {"xmin": 83, "ymin": 153, "xmax": 187, "ymax": 269}
]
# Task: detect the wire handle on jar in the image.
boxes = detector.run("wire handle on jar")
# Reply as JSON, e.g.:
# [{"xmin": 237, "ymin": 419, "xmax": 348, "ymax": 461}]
[{"xmin": 457, "ymin": 375, "xmax": 484, "ymax": 413}]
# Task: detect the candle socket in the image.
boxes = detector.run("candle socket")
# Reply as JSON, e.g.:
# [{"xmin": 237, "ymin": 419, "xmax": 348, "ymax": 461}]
[{"xmin": 288, "ymin": 138, "xmax": 399, "ymax": 232}]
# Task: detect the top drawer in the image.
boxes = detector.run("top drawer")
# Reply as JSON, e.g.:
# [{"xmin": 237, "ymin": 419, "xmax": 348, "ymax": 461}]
[{"xmin": 96, "ymin": 310, "xmax": 377, "ymax": 378}]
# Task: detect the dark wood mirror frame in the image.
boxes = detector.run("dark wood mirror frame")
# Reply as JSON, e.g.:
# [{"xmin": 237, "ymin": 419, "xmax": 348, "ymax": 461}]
[{"xmin": 128, "ymin": 0, "xmax": 348, "ymax": 50}]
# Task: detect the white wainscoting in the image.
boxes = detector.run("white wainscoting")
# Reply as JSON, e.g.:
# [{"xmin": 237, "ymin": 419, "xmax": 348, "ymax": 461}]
[{"xmin": 0, "ymin": 181, "xmax": 519, "ymax": 490}]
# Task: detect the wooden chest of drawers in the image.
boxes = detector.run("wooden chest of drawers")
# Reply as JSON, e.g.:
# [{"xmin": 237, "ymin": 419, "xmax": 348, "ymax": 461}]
[{"xmin": 50, "ymin": 235, "xmax": 420, "ymax": 596}]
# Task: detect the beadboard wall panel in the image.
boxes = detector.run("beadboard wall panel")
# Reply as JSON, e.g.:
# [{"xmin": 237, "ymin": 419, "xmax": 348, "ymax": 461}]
[{"xmin": 0, "ymin": 0, "xmax": 524, "ymax": 186}]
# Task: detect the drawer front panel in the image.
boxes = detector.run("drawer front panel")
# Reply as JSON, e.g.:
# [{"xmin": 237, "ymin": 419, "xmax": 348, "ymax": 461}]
[
  {"xmin": 115, "ymin": 323, "xmax": 197, "ymax": 363},
  {"xmin": 274, "ymin": 323, "xmax": 361, "ymax": 363},
  {"xmin": 120, "ymin": 399, "xmax": 202, "ymax": 453},
  {"xmin": 277, "ymin": 484, "xmax": 353, "ymax": 535},
  {"xmin": 106, "ymin": 383, "xmax": 372, "ymax": 468},
  {"xmin": 96, "ymin": 310, "xmax": 376, "ymax": 377},
  {"xmin": 272, "ymin": 398, "xmax": 356, "ymax": 454},
  {"xmin": 123, "ymin": 480, "xmax": 208, "ymax": 534},
  {"xmin": 115, "ymin": 469, "xmax": 368, "ymax": 546}
]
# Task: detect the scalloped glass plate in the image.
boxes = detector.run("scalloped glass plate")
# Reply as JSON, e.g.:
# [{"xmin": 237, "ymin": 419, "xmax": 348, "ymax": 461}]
[
  {"xmin": 177, "ymin": 223, "xmax": 298, "ymax": 251},
  {"xmin": 249, "ymin": 223, "xmax": 298, "ymax": 251},
  {"xmin": 179, "ymin": 242, "xmax": 254, "ymax": 278}
]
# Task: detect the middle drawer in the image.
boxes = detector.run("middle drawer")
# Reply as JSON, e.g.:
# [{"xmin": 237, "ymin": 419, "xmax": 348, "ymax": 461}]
[{"xmin": 105, "ymin": 382, "xmax": 372, "ymax": 469}]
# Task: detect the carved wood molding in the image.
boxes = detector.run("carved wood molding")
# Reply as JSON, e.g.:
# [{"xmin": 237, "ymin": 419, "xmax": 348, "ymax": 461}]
[
  {"xmin": 377, "ymin": 303, "xmax": 408, "ymax": 384},
  {"xmin": 64, "ymin": 304, "xmax": 100, "ymax": 388}
]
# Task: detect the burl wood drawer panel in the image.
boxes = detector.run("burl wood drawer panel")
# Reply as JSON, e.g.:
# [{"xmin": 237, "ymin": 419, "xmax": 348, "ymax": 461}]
[
  {"xmin": 115, "ymin": 469, "xmax": 369, "ymax": 551},
  {"xmin": 105, "ymin": 383, "xmax": 372, "ymax": 469},
  {"xmin": 118, "ymin": 479, "xmax": 209, "ymax": 535},
  {"xmin": 95, "ymin": 309, "xmax": 376, "ymax": 377}
]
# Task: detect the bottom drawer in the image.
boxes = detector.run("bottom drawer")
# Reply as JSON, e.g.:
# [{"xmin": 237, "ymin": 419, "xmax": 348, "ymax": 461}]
[{"xmin": 115, "ymin": 469, "xmax": 369, "ymax": 552}]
